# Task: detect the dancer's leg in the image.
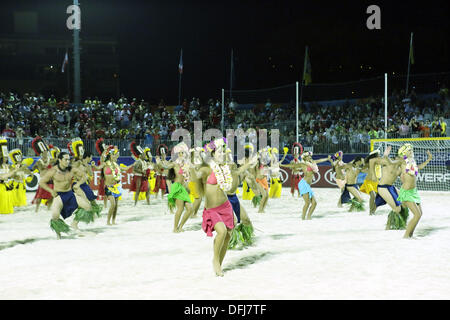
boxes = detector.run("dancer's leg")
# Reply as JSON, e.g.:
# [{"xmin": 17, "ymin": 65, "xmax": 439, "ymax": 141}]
[
  {"xmin": 403, "ymin": 202, "xmax": 422, "ymax": 238},
  {"xmin": 306, "ymin": 196, "xmax": 317, "ymax": 220},
  {"xmin": 213, "ymin": 222, "xmax": 227, "ymax": 276},
  {"xmin": 301, "ymin": 193, "xmax": 311, "ymax": 220}
]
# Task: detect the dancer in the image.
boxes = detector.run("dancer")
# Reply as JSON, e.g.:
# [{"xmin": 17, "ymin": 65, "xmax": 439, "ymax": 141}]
[
  {"xmin": 226, "ymin": 147, "xmax": 257, "ymax": 249},
  {"xmin": 239, "ymin": 144, "xmax": 260, "ymax": 205},
  {"xmin": 331, "ymin": 151, "xmax": 346, "ymax": 208},
  {"xmin": 371, "ymin": 146, "xmax": 409, "ymax": 230},
  {"xmin": 189, "ymin": 138, "xmax": 234, "ymax": 276},
  {"xmin": 8, "ymin": 149, "xmax": 32, "ymax": 207},
  {"xmin": 95, "ymin": 138, "xmax": 109, "ymax": 208},
  {"xmin": 100, "ymin": 146, "xmax": 124, "ymax": 225},
  {"xmin": 340, "ymin": 156, "xmax": 365, "ymax": 211},
  {"xmin": 360, "ymin": 150, "xmax": 382, "ymax": 215},
  {"xmin": 289, "ymin": 142, "xmax": 303, "ymax": 198},
  {"xmin": 72, "ymin": 150, "xmax": 103, "ymax": 221},
  {"xmin": 268, "ymin": 147, "xmax": 289, "ymax": 199},
  {"xmin": 397, "ymin": 144, "xmax": 432, "ymax": 238},
  {"xmin": 0, "ymin": 138, "xmax": 16, "ymax": 214},
  {"xmin": 31, "ymin": 136, "xmax": 54, "ymax": 212},
  {"xmin": 153, "ymin": 144, "xmax": 169, "ymax": 200},
  {"xmin": 129, "ymin": 141, "xmax": 150, "ymax": 206},
  {"xmin": 254, "ymin": 147, "xmax": 271, "ymax": 213},
  {"xmin": 297, "ymin": 152, "xmax": 330, "ymax": 220},
  {"xmin": 162, "ymin": 142, "xmax": 193, "ymax": 232},
  {"xmin": 189, "ymin": 147, "xmax": 206, "ymax": 218},
  {"xmin": 39, "ymin": 152, "xmax": 95, "ymax": 239}
]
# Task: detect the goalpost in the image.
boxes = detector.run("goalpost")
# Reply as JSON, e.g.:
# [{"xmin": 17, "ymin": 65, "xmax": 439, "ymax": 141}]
[{"xmin": 371, "ymin": 137, "xmax": 450, "ymax": 192}]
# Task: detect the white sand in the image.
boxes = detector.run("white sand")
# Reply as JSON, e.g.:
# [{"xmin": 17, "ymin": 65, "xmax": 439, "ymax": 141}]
[{"xmin": 1, "ymin": 188, "xmax": 449, "ymax": 300}]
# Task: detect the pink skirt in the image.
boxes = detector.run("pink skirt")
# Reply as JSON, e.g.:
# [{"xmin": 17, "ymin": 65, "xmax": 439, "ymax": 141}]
[{"xmin": 202, "ymin": 200, "xmax": 234, "ymax": 237}]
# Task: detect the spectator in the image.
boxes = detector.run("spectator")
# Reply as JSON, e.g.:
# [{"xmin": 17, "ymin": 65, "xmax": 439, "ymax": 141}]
[
  {"xmin": 2, "ymin": 124, "xmax": 15, "ymax": 138},
  {"xmin": 398, "ymin": 119, "xmax": 410, "ymax": 137}
]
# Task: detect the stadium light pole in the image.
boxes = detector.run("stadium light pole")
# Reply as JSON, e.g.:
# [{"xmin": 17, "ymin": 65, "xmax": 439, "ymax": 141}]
[{"xmin": 73, "ymin": 0, "xmax": 81, "ymax": 104}]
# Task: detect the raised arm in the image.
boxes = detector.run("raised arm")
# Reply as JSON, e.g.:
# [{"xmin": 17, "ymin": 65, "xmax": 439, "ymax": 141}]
[
  {"xmin": 418, "ymin": 151, "xmax": 433, "ymax": 170},
  {"xmin": 314, "ymin": 155, "xmax": 332, "ymax": 164}
]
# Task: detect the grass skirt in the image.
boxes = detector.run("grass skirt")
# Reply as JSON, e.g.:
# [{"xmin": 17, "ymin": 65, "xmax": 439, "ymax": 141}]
[
  {"xmin": 228, "ymin": 224, "xmax": 255, "ymax": 250},
  {"xmin": 50, "ymin": 218, "xmax": 71, "ymax": 234},
  {"xmin": 349, "ymin": 198, "xmax": 365, "ymax": 212},
  {"xmin": 386, "ymin": 207, "xmax": 409, "ymax": 230}
]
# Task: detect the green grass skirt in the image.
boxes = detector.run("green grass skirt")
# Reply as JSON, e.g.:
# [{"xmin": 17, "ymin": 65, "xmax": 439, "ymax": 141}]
[
  {"xmin": 349, "ymin": 198, "xmax": 365, "ymax": 212},
  {"xmin": 386, "ymin": 206, "xmax": 409, "ymax": 230},
  {"xmin": 228, "ymin": 224, "xmax": 255, "ymax": 250},
  {"xmin": 50, "ymin": 218, "xmax": 71, "ymax": 234}
]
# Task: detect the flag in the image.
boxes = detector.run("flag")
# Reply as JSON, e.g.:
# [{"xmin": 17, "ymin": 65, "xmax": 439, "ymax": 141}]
[
  {"xmin": 61, "ymin": 51, "xmax": 68, "ymax": 73},
  {"xmin": 302, "ymin": 46, "xmax": 312, "ymax": 86},
  {"xmin": 409, "ymin": 33, "xmax": 414, "ymax": 65},
  {"xmin": 178, "ymin": 49, "xmax": 183, "ymax": 74}
]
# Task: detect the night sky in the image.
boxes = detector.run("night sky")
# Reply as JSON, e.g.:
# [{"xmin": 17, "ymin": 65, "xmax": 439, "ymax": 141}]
[{"xmin": 1, "ymin": 0, "xmax": 449, "ymax": 104}]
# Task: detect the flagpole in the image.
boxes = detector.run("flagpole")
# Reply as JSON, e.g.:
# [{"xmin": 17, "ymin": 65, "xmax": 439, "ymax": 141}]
[
  {"xmin": 178, "ymin": 72, "xmax": 182, "ymax": 106},
  {"xmin": 405, "ymin": 32, "xmax": 413, "ymax": 97},
  {"xmin": 230, "ymin": 49, "xmax": 234, "ymax": 100},
  {"xmin": 73, "ymin": 0, "xmax": 81, "ymax": 104},
  {"xmin": 65, "ymin": 47, "xmax": 70, "ymax": 99},
  {"xmin": 298, "ymin": 46, "xmax": 308, "ymax": 143},
  {"xmin": 178, "ymin": 49, "xmax": 182, "ymax": 106}
]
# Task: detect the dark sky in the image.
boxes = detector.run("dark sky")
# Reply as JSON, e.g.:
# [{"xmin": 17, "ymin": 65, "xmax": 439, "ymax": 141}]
[{"xmin": 1, "ymin": 0, "xmax": 449, "ymax": 104}]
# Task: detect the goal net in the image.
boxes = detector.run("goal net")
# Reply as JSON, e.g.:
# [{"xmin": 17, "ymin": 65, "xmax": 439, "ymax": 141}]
[{"xmin": 371, "ymin": 137, "xmax": 450, "ymax": 192}]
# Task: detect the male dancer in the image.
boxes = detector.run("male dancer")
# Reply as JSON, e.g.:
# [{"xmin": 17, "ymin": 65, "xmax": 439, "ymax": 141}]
[{"xmin": 39, "ymin": 152, "xmax": 95, "ymax": 239}]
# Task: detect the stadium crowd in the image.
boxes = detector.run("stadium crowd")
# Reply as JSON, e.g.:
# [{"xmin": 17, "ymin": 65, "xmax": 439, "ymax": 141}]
[{"xmin": 0, "ymin": 86, "xmax": 448, "ymax": 154}]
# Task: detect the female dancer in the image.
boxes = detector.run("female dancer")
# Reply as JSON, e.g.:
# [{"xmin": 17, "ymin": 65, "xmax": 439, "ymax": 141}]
[
  {"xmin": 189, "ymin": 147, "xmax": 205, "ymax": 218},
  {"xmin": 254, "ymin": 147, "xmax": 271, "ymax": 213},
  {"xmin": 282, "ymin": 151, "xmax": 330, "ymax": 220},
  {"xmin": 97, "ymin": 146, "xmax": 123, "ymax": 225},
  {"xmin": 397, "ymin": 144, "xmax": 432, "ymax": 238},
  {"xmin": 290, "ymin": 143, "xmax": 303, "ymax": 198},
  {"xmin": 189, "ymin": 138, "xmax": 235, "ymax": 276},
  {"xmin": 240, "ymin": 144, "xmax": 258, "ymax": 201},
  {"xmin": 31, "ymin": 136, "xmax": 54, "ymax": 212},
  {"xmin": 162, "ymin": 142, "xmax": 193, "ymax": 232},
  {"xmin": 129, "ymin": 141, "xmax": 150, "ymax": 206},
  {"xmin": 153, "ymin": 144, "xmax": 169, "ymax": 200},
  {"xmin": 268, "ymin": 147, "xmax": 289, "ymax": 199},
  {"xmin": 95, "ymin": 138, "xmax": 109, "ymax": 208},
  {"xmin": 8, "ymin": 149, "xmax": 32, "ymax": 207},
  {"xmin": 0, "ymin": 138, "xmax": 15, "ymax": 214}
]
